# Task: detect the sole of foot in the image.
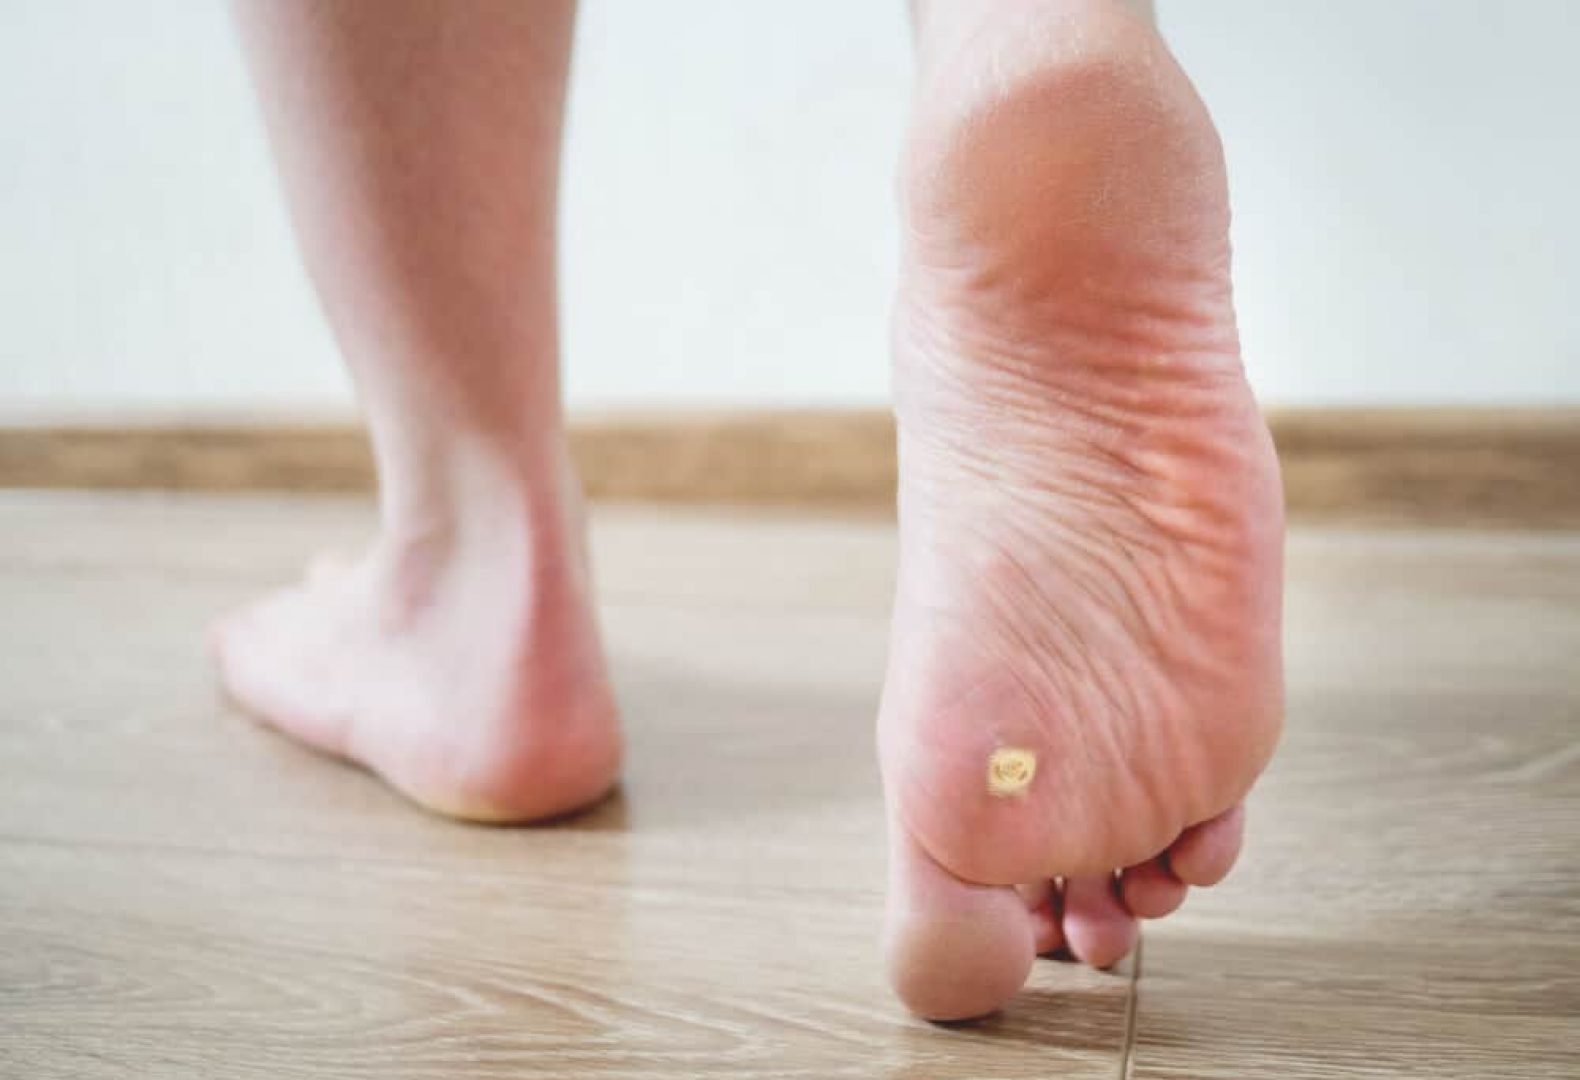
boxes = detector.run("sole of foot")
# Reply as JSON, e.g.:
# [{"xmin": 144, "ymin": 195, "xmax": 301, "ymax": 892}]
[
  {"xmin": 880, "ymin": 0, "xmax": 1284, "ymax": 1021},
  {"xmin": 212, "ymin": 455, "xmax": 622, "ymax": 824}
]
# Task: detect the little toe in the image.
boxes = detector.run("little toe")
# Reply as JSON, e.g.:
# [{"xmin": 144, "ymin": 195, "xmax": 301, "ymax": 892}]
[
  {"xmin": 1119, "ymin": 857, "xmax": 1188, "ymax": 918},
  {"xmin": 1060, "ymin": 875, "xmax": 1138, "ymax": 969},
  {"xmin": 1167, "ymin": 804, "xmax": 1245, "ymax": 886}
]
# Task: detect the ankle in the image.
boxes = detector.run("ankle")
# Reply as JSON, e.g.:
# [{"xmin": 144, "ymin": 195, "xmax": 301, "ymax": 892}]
[{"xmin": 366, "ymin": 431, "xmax": 588, "ymax": 620}]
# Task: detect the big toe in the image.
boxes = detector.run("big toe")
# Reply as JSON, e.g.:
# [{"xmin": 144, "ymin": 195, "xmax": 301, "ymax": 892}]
[
  {"xmin": 885, "ymin": 828, "xmax": 1036, "ymax": 1022},
  {"xmin": 212, "ymin": 593, "xmax": 349, "ymax": 758}
]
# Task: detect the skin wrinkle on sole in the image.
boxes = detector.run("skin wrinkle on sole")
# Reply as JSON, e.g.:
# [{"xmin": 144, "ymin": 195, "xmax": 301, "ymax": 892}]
[{"xmin": 879, "ymin": 1, "xmax": 1283, "ymax": 1021}]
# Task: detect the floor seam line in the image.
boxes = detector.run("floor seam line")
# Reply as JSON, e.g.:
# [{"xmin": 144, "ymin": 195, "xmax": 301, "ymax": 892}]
[{"xmin": 1118, "ymin": 931, "xmax": 1143, "ymax": 1080}]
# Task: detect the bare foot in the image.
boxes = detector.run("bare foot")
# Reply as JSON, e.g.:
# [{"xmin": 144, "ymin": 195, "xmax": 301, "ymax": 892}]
[
  {"xmin": 881, "ymin": 1, "xmax": 1284, "ymax": 1020},
  {"xmin": 213, "ymin": 444, "xmax": 621, "ymax": 822}
]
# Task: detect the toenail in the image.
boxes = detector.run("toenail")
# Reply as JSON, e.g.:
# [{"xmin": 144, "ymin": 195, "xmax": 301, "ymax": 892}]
[{"xmin": 987, "ymin": 747, "xmax": 1037, "ymax": 797}]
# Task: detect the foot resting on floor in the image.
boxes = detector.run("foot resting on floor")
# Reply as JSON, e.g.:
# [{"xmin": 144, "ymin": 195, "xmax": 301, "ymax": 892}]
[{"xmin": 212, "ymin": 444, "xmax": 622, "ymax": 823}]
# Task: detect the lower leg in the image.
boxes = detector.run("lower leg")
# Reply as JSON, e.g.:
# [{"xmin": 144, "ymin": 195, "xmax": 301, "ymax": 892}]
[
  {"xmin": 233, "ymin": 0, "xmax": 576, "ymax": 530},
  {"xmin": 217, "ymin": 0, "xmax": 620, "ymax": 821}
]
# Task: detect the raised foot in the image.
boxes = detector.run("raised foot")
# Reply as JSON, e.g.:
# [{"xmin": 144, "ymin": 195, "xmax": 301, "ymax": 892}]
[
  {"xmin": 881, "ymin": 1, "xmax": 1284, "ymax": 1020},
  {"xmin": 212, "ymin": 476, "xmax": 621, "ymax": 823}
]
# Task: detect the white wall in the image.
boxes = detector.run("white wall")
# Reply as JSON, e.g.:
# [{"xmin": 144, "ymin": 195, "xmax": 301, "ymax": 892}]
[{"xmin": 2, "ymin": 0, "xmax": 1575, "ymax": 416}]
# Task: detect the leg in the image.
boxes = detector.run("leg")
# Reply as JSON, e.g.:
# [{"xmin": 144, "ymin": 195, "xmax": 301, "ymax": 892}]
[
  {"xmin": 881, "ymin": 0, "xmax": 1284, "ymax": 1018},
  {"xmin": 215, "ymin": 0, "xmax": 620, "ymax": 821}
]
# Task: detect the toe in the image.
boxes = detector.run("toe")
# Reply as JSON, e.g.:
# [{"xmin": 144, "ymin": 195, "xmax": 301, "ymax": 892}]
[
  {"xmin": 213, "ymin": 593, "xmax": 350, "ymax": 759},
  {"xmin": 1167, "ymin": 804, "xmax": 1245, "ymax": 886},
  {"xmin": 1017, "ymin": 879, "xmax": 1065, "ymax": 955},
  {"xmin": 1119, "ymin": 857, "xmax": 1188, "ymax": 918},
  {"xmin": 1060, "ymin": 875, "xmax": 1138, "ymax": 968},
  {"xmin": 885, "ymin": 827, "xmax": 1037, "ymax": 1021}
]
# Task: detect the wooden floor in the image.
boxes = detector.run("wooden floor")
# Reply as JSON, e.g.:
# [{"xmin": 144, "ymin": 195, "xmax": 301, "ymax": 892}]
[{"xmin": 2, "ymin": 492, "xmax": 1576, "ymax": 1079}]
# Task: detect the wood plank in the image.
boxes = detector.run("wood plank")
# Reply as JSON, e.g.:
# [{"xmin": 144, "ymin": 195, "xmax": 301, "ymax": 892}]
[
  {"xmin": 1, "ymin": 408, "xmax": 1578, "ymax": 526},
  {"xmin": 0, "ymin": 492, "xmax": 1126, "ymax": 1080},
  {"xmin": 0, "ymin": 842, "xmax": 1132, "ymax": 1080},
  {"xmin": 1126, "ymin": 524, "xmax": 1580, "ymax": 1078},
  {"xmin": 1127, "ymin": 934, "xmax": 1578, "ymax": 1080},
  {"xmin": 1, "ymin": 492, "xmax": 1577, "ymax": 1077}
]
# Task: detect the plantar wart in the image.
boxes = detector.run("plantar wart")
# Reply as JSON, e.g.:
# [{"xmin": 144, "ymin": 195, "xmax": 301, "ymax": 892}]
[{"xmin": 987, "ymin": 747, "xmax": 1036, "ymax": 796}]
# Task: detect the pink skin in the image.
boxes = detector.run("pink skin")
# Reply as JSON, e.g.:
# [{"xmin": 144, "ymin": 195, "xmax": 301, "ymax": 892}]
[
  {"xmin": 219, "ymin": 0, "xmax": 1282, "ymax": 1017},
  {"xmin": 880, "ymin": 2, "xmax": 1283, "ymax": 1019},
  {"xmin": 216, "ymin": 1, "xmax": 620, "ymax": 822}
]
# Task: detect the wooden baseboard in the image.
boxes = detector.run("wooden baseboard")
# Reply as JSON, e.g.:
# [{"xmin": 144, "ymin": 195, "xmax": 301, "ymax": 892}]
[
  {"xmin": 1, "ymin": 408, "xmax": 1577, "ymax": 527},
  {"xmin": 1268, "ymin": 408, "xmax": 1580, "ymax": 528}
]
